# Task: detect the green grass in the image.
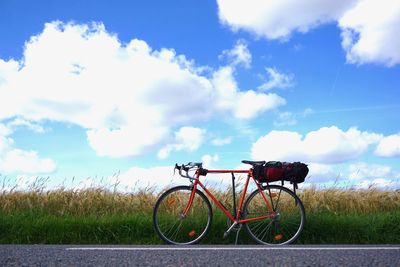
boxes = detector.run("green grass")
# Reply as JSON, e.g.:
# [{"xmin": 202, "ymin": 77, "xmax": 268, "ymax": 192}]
[
  {"xmin": 0, "ymin": 213, "xmax": 158, "ymax": 244},
  {"xmin": 1, "ymin": 211, "xmax": 399, "ymax": 244},
  {"xmin": 301, "ymin": 212, "xmax": 400, "ymax": 244}
]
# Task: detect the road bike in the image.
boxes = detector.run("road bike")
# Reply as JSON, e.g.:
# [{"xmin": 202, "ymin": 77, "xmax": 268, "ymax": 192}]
[{"xmin": 153, "ymin": 161, "xmax": 305, "ymax": 245}]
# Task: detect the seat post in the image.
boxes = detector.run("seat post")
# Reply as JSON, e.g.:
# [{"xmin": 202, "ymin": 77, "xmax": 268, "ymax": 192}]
[{"xmin": 231, "ymin": 172, "xmax": 237, "ymax": 219}]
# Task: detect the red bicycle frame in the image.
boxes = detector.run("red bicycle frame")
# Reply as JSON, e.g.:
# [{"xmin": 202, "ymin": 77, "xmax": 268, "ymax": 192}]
[{"xmin": 182, "ymin": 169, "xmax": 276, "ymax": 224}]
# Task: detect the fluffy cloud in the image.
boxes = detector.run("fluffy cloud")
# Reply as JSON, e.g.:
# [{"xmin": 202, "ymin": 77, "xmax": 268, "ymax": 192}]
[
  {"xmin": 258, "ymin": 67, "xmax": 294, "ymax": 91},
  {"xmin": 0, "ymin": 149, "xmax": 56, "ymax": 174},
  {"xmin": 219, "ymin": 39, "xmax": 252, "ymax": 68},
  {"xmin": 0, "ymin": 21, "xmax": 285, "ymax": 158},
  {"xmin": 374, "ymin": 133, "xmax": 400, "ymax": 158},
  {"xmin": 0, "ymin": 124, "xmax": 56, "ymax": 174},
  {"xmin": 306, "ymin": 163, "xmax": 340, "ymax": 183},
  {"xmin": 109, "ymin": 165, "xmax": 180, "ymax": 191},
  {"xmin": 273, "ymin": 108, "xmax": 313, "ymax": 127},
  {"xmin": 0, "ymin": 124, "xmax": 13, "ymax": 153},
  {"xmin": 339, "ymin": 0, "xmax": 400, "ymax": 66},
  {"xmin": 212, "ymin": 66, "xmax": 286, "ymax": 119},
  {"xmin": 273, "ymin": 112, "xmax": 297, "ymax": 127},
  {"xmin": 201, "ymin": 154, "xmax": 219, "ymax": 168},
  {"xmin": 7, "ymin": 118, "xmax": 46, "ymax": 133},
  {"xmin": 348, "ymin": 162, "xmax": 400, "ymax": 189},
  {"xmin": 211, "ymin": 136, "xmax": 232, "ymax": 146},
  {"xmin": 158, "ymin": 127, "xmax": 206, "ymax": 159},
  {"xmin": 348, "ymin": 162, "xmax": 396, "ymax": 180},
  {"xmin": 217, "ymin": 0, "xmax": 355, "ymax": 39},
  {"xmin": 217, "ymin": 0, "xmax": 400, "ymax": 66},
  {"xmin": 251, "ymin": 126, "xmax": 382, "ymax": 164}
]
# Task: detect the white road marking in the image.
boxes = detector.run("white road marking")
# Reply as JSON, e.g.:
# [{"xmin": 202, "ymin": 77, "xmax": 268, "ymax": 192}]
[{"xmin": 66, "ymin": 246, "xmax": 400, "ymax": 251}]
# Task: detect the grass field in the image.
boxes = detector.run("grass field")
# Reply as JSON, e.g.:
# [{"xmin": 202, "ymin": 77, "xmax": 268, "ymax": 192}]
[{"xmin": 0, "ymin": 183, "xmax": 399, "ymax": 244}]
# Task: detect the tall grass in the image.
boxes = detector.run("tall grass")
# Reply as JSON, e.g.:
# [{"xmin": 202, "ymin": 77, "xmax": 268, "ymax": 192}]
[
  {"xmin": 0, "ymin": 178, "xmax": 399, "ymax": 244},
  {"xmin": 300, "ymin": 187, "xmax": 400, "ymax": 214}
]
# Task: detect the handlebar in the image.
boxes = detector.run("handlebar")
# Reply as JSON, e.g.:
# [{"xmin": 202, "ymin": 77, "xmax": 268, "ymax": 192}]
[{"xmin": 174, "ymin": 162, "xmax": 203, "ymax": 179}]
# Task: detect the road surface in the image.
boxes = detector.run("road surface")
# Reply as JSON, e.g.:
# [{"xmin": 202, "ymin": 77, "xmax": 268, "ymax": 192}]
[{"xmin": 1, "ymin": 245, "xmax": 399, "ymax": 266}]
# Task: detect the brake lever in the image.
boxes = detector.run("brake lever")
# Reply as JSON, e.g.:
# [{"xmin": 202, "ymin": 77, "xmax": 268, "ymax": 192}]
[{"xmin": 173, "ymin": 163, "xmax": 179, "ymax": 175}]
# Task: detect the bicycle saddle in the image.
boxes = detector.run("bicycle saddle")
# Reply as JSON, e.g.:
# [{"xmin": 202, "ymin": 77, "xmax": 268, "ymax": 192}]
[{"xmin": 241, "ymin": 160, "xmax": 266, "ymax": 166}]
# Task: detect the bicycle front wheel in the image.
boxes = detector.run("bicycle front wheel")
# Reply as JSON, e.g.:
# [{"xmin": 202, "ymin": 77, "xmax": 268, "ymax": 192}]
[
  {"xmin": 153, "ymin": 185, "xmax": 212, "ymax": 245},
  {"xmin": 243, "ymin": 185, "xmax": 305, "ymax": 245}
]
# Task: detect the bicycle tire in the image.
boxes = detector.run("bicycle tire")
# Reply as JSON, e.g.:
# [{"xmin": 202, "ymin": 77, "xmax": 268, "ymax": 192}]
[
  {"xmin": 153, "ymin": 185, "xmax": 213, "ymax": 245},
  {"xmin": 243, "ymin": 184, "xmax": 305, "ymax": 245}
]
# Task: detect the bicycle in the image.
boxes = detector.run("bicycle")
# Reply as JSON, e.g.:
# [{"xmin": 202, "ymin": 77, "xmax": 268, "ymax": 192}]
[{"xmin": 153, "ymin": 160, "xmax": 305, "ymax": 245}]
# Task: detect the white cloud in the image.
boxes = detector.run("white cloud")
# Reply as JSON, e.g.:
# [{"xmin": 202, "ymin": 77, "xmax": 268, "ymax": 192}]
[
  {"xmin": 347, "ymin": 162, "xmax": 400, "ymax": 189},
  {"xmin": 274, "ymin": 112, "xmax": 297, "ymax": 127},
  {"xmin": 220, "ymin": 39, "xmax": 252, "ymax": 68},
  {"xmin": 175, "ymin": 127, "xmax": 206, "ymax": 151},
  {"xmin": 0, "ymin": 21, "xmax": 286, "ymax": 158},
  {"xmin": 212, "ymin": 66, "xmax": 286, "ymax": 119},
  {"xmin": 7, "ymin": 118, "xmax": 46, "ymax": 133},
  {"xmin": 0, "ymin": 59, "xmax": 20, "ymax": 86},
  {"xmin": 307, "ymin": 163, "xmax": 340, "ymax": 183},
  {"xmin": 0, "ymin": 124, "xmax": 14, "ymax": 153},
  {"xmin": 273, "ymin": 108, "xmax": 313, "ymax": 127},
  {"xmin": 339, "ymin": 0, "xmax": 400, "ymax": 66},
  {"xmin": 258, "ymin": 67, "xmax": 294, "ymax": 91},
  {"xmin": 201, "ymin": 154, "xmax": 219, "ymax": 168},
  {"xmin": 348, "ymin": 162, "xmax": 395, "ymax": 180},
  {"xmin": 157, "ymin": 127, "xmax": 206, "ymax": 159},
  {"xmin": 88, "ymin": 125, "xmax": 167, "ymax": 158},
  {"xmin": 217, "ymin": 0, "xmax": 355, "ymax": 40},
  {"xmin": 211, "ymin": 136, "xmax": 232, "ymax": 146},
  {"xmin": 251, "ymin": 126, "xmax": 382, "ymax": 164},
  {"xmin": 0, "ymin": 123, "xmax": 56, "ymax": 175},
  {"xmin": 0, "ymin": 149, "xmax": 56, "ymax": 174},
  {"xmin": 217, "ymin": 0, "xmax": 400, "ymax": 66},
  {"xmin": 235, "ymin": 90, "xmax": 286, "ymax": 119},
  {"xmin": 109, "ymin": 165, "xmax": 180, "ymax": 192},
  {"xmin": 374, "ymin": 133, "xmax": 400, "ymax": 158}
]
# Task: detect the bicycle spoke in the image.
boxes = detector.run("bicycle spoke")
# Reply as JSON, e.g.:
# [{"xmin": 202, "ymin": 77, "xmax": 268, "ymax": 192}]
[
  {"xmin": 255, "ymin": 221, "xmax": 272, "ymax": 239},
  {"xmin": 259, "ymin": 221, "xmax": 273, "ymax": 241},
  {"xmin": 171, "ymin": 220, "xmax": 184, "ymax": 242},
  {"xmin": 252, "ymin": 223, "xmax": 267, "ymax": 238},
  {"xmin": 164, "ymin": 218, "xmax": 182, "ymax": 238},
  {"xmin": 273, "ymin": 189, "xmax": 282, "ymax": 211}
]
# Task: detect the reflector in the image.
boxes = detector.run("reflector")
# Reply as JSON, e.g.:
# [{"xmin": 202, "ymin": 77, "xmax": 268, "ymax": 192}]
[{"xmin": 188, "ymin": 230, "xmax": 196, "ymax": 237}]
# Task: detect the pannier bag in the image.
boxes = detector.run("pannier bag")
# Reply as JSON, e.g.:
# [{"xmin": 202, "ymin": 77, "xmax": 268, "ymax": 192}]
[
  {"xmin": 283, "ymin": 162, "xmax": 309, "ymax": 184},
  {"xmin": 253, "ymin": 161, "xmax": 308, "ymax": 184}
]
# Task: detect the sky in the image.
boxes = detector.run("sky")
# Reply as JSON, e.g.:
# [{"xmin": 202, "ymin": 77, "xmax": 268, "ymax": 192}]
[{"xmin": 0, "ymin": 0, "xmax": 399, "ymax": 191}]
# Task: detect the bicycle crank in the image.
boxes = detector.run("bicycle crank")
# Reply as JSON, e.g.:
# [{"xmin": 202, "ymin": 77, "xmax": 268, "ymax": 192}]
[
  {"xmin": 223, "ymin": 221, "xmax": 238, "ymax": 239},
  {"xmin": 226, "ymin": 218, "xmax": 241, "ymax": 232}
]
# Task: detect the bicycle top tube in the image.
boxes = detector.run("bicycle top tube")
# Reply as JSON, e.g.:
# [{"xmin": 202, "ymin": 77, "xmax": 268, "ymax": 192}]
[
  {"xmin": 175, "ymin": 162, "xmax": 252, "ymax": 180},
  {"xmin": 207, "ymin": 169, "xmax": 249, "ymax": 174}
]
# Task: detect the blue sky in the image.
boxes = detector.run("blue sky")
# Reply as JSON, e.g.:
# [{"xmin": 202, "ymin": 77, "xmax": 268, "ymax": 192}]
[{"xmin": 0, "ymin": 0, "xmax": 399, "ymax": 190}]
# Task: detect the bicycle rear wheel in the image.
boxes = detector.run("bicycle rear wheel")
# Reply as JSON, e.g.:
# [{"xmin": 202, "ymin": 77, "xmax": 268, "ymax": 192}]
[
  {"xmin": 243, "ymin": 185, "xmax": 305, "ymax": 245},
  {"xmin": 153, "ymin": 185, "xmax": 212, "ymax": 245}
]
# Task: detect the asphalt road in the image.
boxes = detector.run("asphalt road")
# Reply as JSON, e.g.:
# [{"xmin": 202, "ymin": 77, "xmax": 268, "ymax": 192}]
[{"xmin": 0, "ymin": 245, "xmax": 399, "ymax": 266}]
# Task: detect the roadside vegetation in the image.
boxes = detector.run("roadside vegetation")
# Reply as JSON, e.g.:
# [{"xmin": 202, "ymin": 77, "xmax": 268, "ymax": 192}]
[{"xmin": 0, "ymin": 178, "xmax": 399, "ymax": 244}]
